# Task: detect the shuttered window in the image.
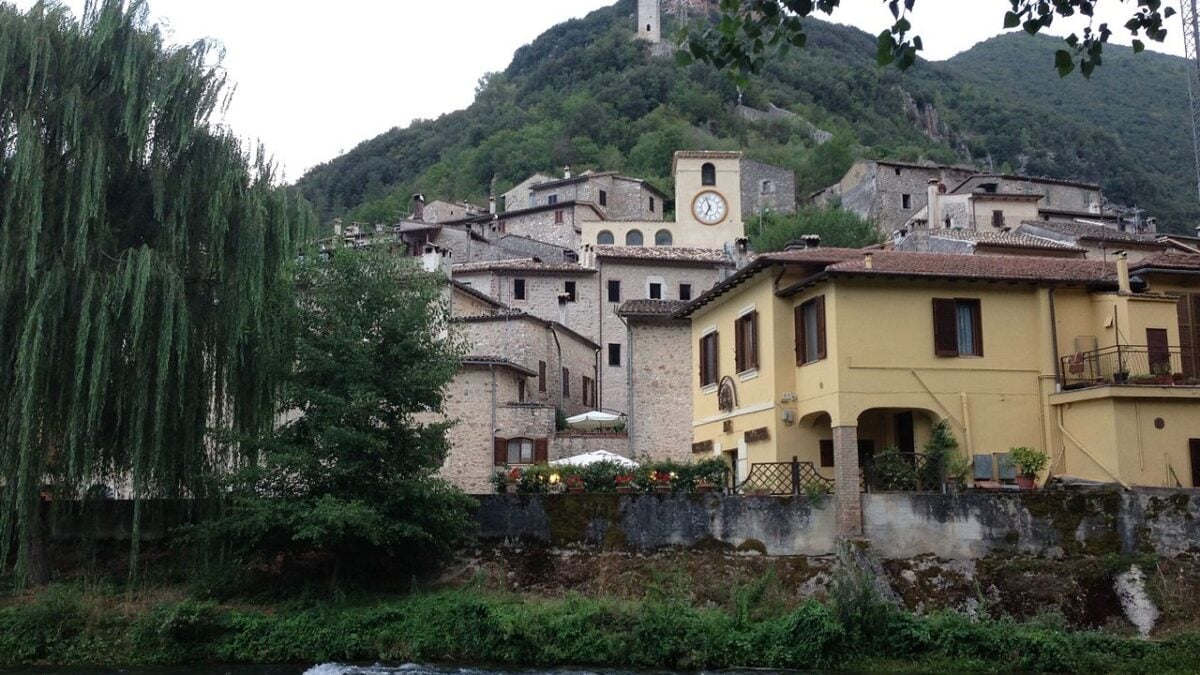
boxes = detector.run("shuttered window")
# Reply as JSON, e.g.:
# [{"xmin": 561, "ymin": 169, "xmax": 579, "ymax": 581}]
[
  {"xmin": 562, "ymin": 368, "xmax": 570, "ymax": 398},
  {"xmin": 933, "ymin": 298, "xmax": 982, "ymax": 357},
  {"xmin": 495, "ymin": 437, "xmax": 547, "ymax": 466},
  {"xmin": 1180, "ymin": 293, "xmax": 1200, "ymax": 377},
  {"xmin": 538, "ymin": 361, "xmax": 546, "ymax": 392},
  {"xmin": 699, "ymin": 332, "xmax": 719, "ymax": 387},
  {"xmin": 735, "ymin": 311, "xmax": 759, "ymax": 373},
  {"xmin": 794, "ymin": 296, "xmax": 826, "ymax": 365}
]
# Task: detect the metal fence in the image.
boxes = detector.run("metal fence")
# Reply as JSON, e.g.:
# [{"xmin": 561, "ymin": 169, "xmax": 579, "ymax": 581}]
[
  {"xmin": 1060, "ymin": 345, "xmax": 1195, "ymax": 388},
  {"xmin": 861, "ymin": 451, "xmax": 944, "ymax": 493},
  {"xmin": 735, "ymin": 457, "xmax": 833, "ymax": 495}
]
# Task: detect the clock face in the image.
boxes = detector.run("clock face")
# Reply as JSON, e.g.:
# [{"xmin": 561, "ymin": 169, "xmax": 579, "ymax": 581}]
[{"xmin": 692, "ymin": 191, "xmax": 728, "ymax": 225}]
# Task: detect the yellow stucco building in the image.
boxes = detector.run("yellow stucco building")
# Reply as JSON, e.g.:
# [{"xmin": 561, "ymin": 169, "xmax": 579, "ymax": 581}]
[{"xmin": 679, "ymin": 247, "xmax": 1200, "ymax": 536}]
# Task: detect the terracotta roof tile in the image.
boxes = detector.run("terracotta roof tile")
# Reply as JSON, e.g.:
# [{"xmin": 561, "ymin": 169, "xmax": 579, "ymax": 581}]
[
  {"xmin": 616, "ymin": 299, "xmax": 690, "ymax": 317},
  {"xmin": 595, "ymin": 245, "xmax": 734, "ymax": 266},
  {"xmin": 452, "ymin": 259, "xmax": 596, "ymax": 275},
  {"xmin": 825, "ymin": 251, "xmax": 1111, "ymax": 282},
  {"xmin": 1019, "ymin": 220, "xmax": 1163, "ymax": 245},
  {"xmin": 1131, "ymin": 250, "xmax": 1200, "ymax": 272},
  {"xmin": 924, "ymin": 229, "xmax": 1085, "ymax": 251}
]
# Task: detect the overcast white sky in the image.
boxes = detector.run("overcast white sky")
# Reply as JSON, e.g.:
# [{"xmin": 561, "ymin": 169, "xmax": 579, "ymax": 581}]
[{"xmin": 9, "ymin": 1, "xmax": 1189, "ymax": 180}]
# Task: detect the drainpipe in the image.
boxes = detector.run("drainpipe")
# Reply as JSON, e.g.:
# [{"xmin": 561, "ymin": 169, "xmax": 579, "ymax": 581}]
[
  {"xmin": 489, "ymin": 363, "xmax": 498, "ymax": 449},
  {"xmin": 618, "ymin": 311, "xmax": 634, "ymax": 455},
  {"xmin": 550, "ymin": 322, "xmax": 564, "ymax": 412}
]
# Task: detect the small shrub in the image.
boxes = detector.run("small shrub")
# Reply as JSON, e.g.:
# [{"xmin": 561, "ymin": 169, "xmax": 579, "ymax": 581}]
[{"xmin": 1010, "ymin": 446, "xmax": 1049, "ymax": 476}]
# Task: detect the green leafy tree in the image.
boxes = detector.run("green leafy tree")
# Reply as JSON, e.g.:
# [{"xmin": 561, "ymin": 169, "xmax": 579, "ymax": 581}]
[
  {"xmin": 207, "ymin": 248, "xmax": 474, "ymax": 587},
  {"xmin": 749, "ymin": 207, "xmax": 881, "ymax": 252},
  {"xmin": 680, "ymin": 0, "xmax": 1177, "ymax": 79},
  {"xmin": 0, "ymin": 1, "xmax": 315, "ymax": 583}
]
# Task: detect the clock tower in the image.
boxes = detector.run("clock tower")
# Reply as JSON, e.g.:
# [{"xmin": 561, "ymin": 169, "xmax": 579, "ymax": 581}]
[{"xmin": 672, "ymin": 151, "xmax": 745, "ymax": 249}]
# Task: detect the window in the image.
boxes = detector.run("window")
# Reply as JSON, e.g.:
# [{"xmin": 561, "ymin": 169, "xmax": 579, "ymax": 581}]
[
  {"xmin": 901, "ymin": 194, "xmax": 912, "ymax": 209},
  {"xmin": 626, "ymin": 229, "xmax": 644, "ymax": 246},
  {"xmin": 597, "ymin": 230, "xmax": 614, "ymax": 245},
  {"xmin": 563, "ymin": 280, "xmax": 577, "ymax": 302},
  {"xmin": 649, "ymin": 282, "xmax": 662, "ymax": 300},
  {"xmin": 599, "ymin": 190, "xmax": 608, "ymax": 207},
  {"xmin": 562, "ymin": 368, "xmax": 570, "ymax": 398},
  {"xmin": 894, "ymin": 166, "xmax": 902, "ymax": 176},
  {"xmin": 497, "ymin": 220, "xmax": 506, "ymax": 234},
  {"xmin": 608, "ymin": 343, "xmax": 621, "ymax": 367},
  {"xmin": 649, "ymin": 196, "xmax": 655, "ymax": 212},
  {"xmin": 513, "ymin": 278, "xmax": 526, "ymax": 300},
  {"xmin": 1148, "ymin": 328, "xmax": 1170, "ymax": 374},
  {"xmin": 529, "ymin": 195, "xmax": 536, "ymax": 207},
  {"xmin": 699, "ymin": 332, "xmax": 719, "ymax": 387},
  {"xmin": 701, "ymin": 162, "xmax": 716, "ymax": 186},
  {"xmin": 761, "ymin": 180, "xmax": 774, "ymax": 194},
  {"xmin": 794, "ymin": 296, "xmax": 826, "ymax": 365},
  {"xmin": 548, "ymin": 194, "xmax": 558, "ymax": 205},
  {"xmin": 819, "ymin": 439, "xmax": 834, "ymax": 468},
  {"xmin": 507, "ymin": 438, "xmax": 534, "ymax": 465},
  {"xmin": 991, "ymin": 210, "xmax": 1005, "ymax": 229},
  {"xmin": 980, "ymin": 182, "xmax": 998, "ymax": 194},
  {"xmin": 607, "ymin": 279, "xmax": 621, "ymax": 302},
  {"xmin": 655, "ymin": 229, "xmax": 673, "ymax": 246},
  {"xmin": 735, "ymin": 311, "xmax": 759, "ymax": 373},
  {"xmin": 582, "ymin": 376, "xmax": 595, "ymax": 407},
  {"xmin": 679, "ymin": 283, "xmax": 692, "ymax": 301},
  {"xmin": 554, "ymin": 209, "xmax": 564, "ymax": 224},
  {"xmin": 538, "ymin": 361, "xmax": 547, "ymax": 392},
  {"xmin": 932, "ymin": 298, "xmax": 983, "ymax": 357},
  {"xmin": 518, "ymin": 378, "xmax": 526, "ymax": 403}
]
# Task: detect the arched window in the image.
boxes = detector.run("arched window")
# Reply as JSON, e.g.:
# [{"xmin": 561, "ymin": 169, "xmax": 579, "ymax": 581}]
[
  {"xmin": 654, "ymin": 229, "xmax": 673, "ymax": 246},
  {"xmin": 701, "ymin": 162, "xmax": 716, "ymax": 186},
  {"xmin": 507, "ymin": 438, "xmax": 534, "ymax": 465},
  {"xmin": 625, "ymin": 229, "xmax": 644, "ymax": 246},
  {"xmin": 597, "ymin": 230, "xmax": 614, "ymax": 245}
]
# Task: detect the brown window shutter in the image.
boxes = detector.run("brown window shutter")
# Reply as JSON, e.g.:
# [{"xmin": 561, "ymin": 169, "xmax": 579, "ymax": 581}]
[
  {"xmin": 494, "ymin": 437, "xmax": 507, "ymax": 466},
  {"xmin": 713, "ymin": 332, "xmax": 720, "ymax": 382},
  {"xmin": 932, "ymin": 298, "xmax": 958, "ymax": 357},
  {"xmin": 534, "ymin": 438, "xmax": 549, "ymax": 464},
  {"xmin": 749, "ymin": 311, "xmax": 759, "ymax": 369},
  {"xmin": 815, "ymin": 297, "xmax": 827, "ymax": 360},
  {"xmin": 794, "ymin": 304, "xmax": 805, "ymax": 364},
  {"xmin": 819, "ymin": 439, "xmax": 834, "ymax": 467},
  {"xmin": 970, "ymin": 300, "xmax": 983, "ymax": 357},
  {"xmin": 698, "ymin": 336, "xmax": 708, "ymax": 385},
  {"xmin": 734, "ymin": 318, "xmax": 745, "ymax": 372}
]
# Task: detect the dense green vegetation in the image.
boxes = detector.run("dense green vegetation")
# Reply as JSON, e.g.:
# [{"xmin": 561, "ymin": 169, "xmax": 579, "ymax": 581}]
[
  {"xmin": 3, "ymin": 582, "xmax": 1199, "ymax": 672},
  {"xmin": 748, "ymin": 207, "xmax": 881, "ymax": 252},
  {"xmin": 296, "ymin": 0, "xmax": 1198, "ymax": 234},
  {"xmin": 0, "ymin": 0, "xmax": 316, "ymax": 583}
]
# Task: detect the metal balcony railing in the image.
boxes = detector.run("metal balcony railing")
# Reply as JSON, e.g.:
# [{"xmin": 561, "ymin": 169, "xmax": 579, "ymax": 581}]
[{"xmin": 1060, "ymin": 345, "xmax": 1200, "ymax": 389}]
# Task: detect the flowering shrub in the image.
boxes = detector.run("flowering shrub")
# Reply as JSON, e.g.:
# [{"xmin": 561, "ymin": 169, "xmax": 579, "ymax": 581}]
[
  {"xmin": 492, "ymin": 458, "xmax": 728, "ymax": 494},
  {"xmin": 565, "ymin": 475, "xmax": 584, "ymax": 489},
  {"xmin": 506, "ymin": 467, "xmax": 522, "ymax": 482}
]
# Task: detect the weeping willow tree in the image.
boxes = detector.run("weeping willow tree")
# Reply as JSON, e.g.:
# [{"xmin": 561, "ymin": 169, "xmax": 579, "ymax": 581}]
[{"xmin": 0, "ymin": 0, "xmax": 316, "ymax": 583}]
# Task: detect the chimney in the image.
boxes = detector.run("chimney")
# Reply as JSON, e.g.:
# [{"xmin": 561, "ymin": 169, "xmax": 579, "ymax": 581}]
[
  {"xmin": 864, "ymin": 252, "xmax": 874, "ymax": 270},
  {"xmin": 1088, "ymin": 201, "xmax": 1101, "ymax": 215},
  {"xmin": 783, "ymin": 240, "xmax": 806, "ymax": 252},
  {"xmin": 563, "ymin": 165, "xmax": 572, "ymax": 179},
  {"xmin": 926, "ymin": 179, "xmax": 941, "ymax": 230},
  {"xmin": 411, "ymin": 193, "xmax": 426, "ymax": 222},
  {"xmin": 421, "ymin": 244, "xmax": 453, "ymax": 279},
  {"xmin": 332, "ymin": 218, "xmax": 343, "ymax": 236},
  {"xmin": 488, "ymin": 195, "xmax": 497, "ymax": 215},
  {"xmin": 1116, "ymin": 251, "xmax": 1131, "ymax": 294},
  {"xmin": 801, "ymin": 234, "xmax": 820, "ymax": 248},
  {"xmin": 580, "ymin": 243, "xmax": 595, "ymax": 269}
]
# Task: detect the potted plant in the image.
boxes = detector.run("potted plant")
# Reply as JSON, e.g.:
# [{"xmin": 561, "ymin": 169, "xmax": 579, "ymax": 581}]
[
  {"xmin": 694, "ymin": 477, "xmax": 718, "ymax": 493},
  {"xmin": 615, "ymin": 474, "xmax": 636, "ymax": 494},
  {"xmin": 944, "ymin": 454, "xmax": 972, "ymax": 493},
  {"xmin": 1009, "ymin": 446, "xmax": 1049, "ymax": 489},
  {"xmin": 505, "ymin": 467, "xmax": 522, "ymax": 494},
  {"xmin": 651, "ymin": 470, "xmax": 673, "ymax": 494},
  {"xmin": 565, "ymin": 474, "xmax": 585, "ymax": 494}
]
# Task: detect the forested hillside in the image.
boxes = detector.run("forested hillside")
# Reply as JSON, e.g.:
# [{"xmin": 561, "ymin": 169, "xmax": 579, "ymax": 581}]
[{"xmin": 295, "ymin": 0, "xmax": 1198, "ymax": 233}]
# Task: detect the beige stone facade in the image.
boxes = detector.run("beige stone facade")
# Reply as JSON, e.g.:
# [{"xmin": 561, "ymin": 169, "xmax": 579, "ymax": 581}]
[
  {"xmin": 452, "ymin": 261, "xmax": 600, "ymax": 344},
  {"xmin": 529, "ymin": 172, "xmax": 666, "ymax": 221},
  {"xmin": 620, "ymin": 301, "xmax": 695, "ymax": 463}
]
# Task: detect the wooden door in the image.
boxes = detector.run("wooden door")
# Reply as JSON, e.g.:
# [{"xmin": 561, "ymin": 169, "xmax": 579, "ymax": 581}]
[
  {"xmin": 895, "ymin": 412, "xmax": 915, "ymax": 454},
  {"xmin": 1147, "ymin": 328, "xmax": 1170, "ymax": 375}
]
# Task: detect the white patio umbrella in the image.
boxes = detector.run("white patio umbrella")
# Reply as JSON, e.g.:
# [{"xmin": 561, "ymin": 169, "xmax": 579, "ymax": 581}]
[
  {"xmin": 564, "ymin": 410, "xmax": 625, "ymax": 431},
  {"xmin": 550, "ymin": 450, "xmax": 638, "ymax": 468}
]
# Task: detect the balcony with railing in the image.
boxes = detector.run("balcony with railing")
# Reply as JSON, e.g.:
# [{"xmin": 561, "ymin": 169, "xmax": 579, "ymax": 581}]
[{"xmin": 1059, "ymin": 345, "xmax": 1200, "ymax": 390}]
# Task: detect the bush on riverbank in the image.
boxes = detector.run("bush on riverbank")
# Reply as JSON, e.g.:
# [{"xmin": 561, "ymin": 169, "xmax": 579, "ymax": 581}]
[{"xmin": 1, "ymin": 584, "xmax": 1199, "ymax": 672}]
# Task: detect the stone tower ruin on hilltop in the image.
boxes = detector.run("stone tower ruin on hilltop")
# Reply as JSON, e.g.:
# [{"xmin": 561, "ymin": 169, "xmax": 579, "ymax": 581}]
[{"xmin": 636, "ymin": 0, "xmax": 661, "ymax": 44}]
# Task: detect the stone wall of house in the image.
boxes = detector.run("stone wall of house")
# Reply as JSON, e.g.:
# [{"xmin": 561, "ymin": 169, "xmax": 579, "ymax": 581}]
[
  {"xmin": 596, "ymin": 260, "xmax": 724, "ymax": 414},
  {"xmin": 458, "ymin": 316, "xmax": 597, "ymax": 417},
  {"xmin": 552, "ymin": 432, "xmax": 632, "ymax": 460},
  {"xmin": 740, "ymin": 159, "xmax": 796, "ymax": 218},
  {"xmin": 828, "ymin": 161, "xmax": 976, "ymax": 233},
  {"xmin": 494, "ymin": 235, "xmax": 573, "ymax": 263},
  {"xmin": 468, "ymin": 270, "xmax": 599, "ymax": 347},
  {"xmin": 500, "ymin": 174, "xmax": 555, "ymax": 212},
  {"xmin": 958, "ymin": 176, "xmax": 1102, "ymax": 213},
  {"xmin": 629, "ymin": 318, "xmax": 694, "ymax": 462},
  {"xmin": 529, "ymin": 175, "xmax": 663, "ymax": 221},
  {"xmin": 496, "ymin": 206, "xmax": 595, "ymax": 250}
]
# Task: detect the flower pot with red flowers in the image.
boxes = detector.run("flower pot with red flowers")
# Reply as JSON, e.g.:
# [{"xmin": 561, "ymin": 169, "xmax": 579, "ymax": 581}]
[
  {"xmin": 505, "ymin": 467, "xmax": 522, "ymax": 494},
  {"xmin": 694, "ymin": 479, "xmax": 717, "ymax": 493},
  {"xmin": 615, "ymin": 474, "xmax": 636, "ymax": 494},
  {"xmin": 566, "ymin": 475, "xmax": 585, "ymax": 494},
  {"xmin": 1009, "ymin": 446, "xmax": 1048, "ymax": 490},
  {"xmin": 651, "ymin": 470, "xmax": 673, "ymax": 494}
]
